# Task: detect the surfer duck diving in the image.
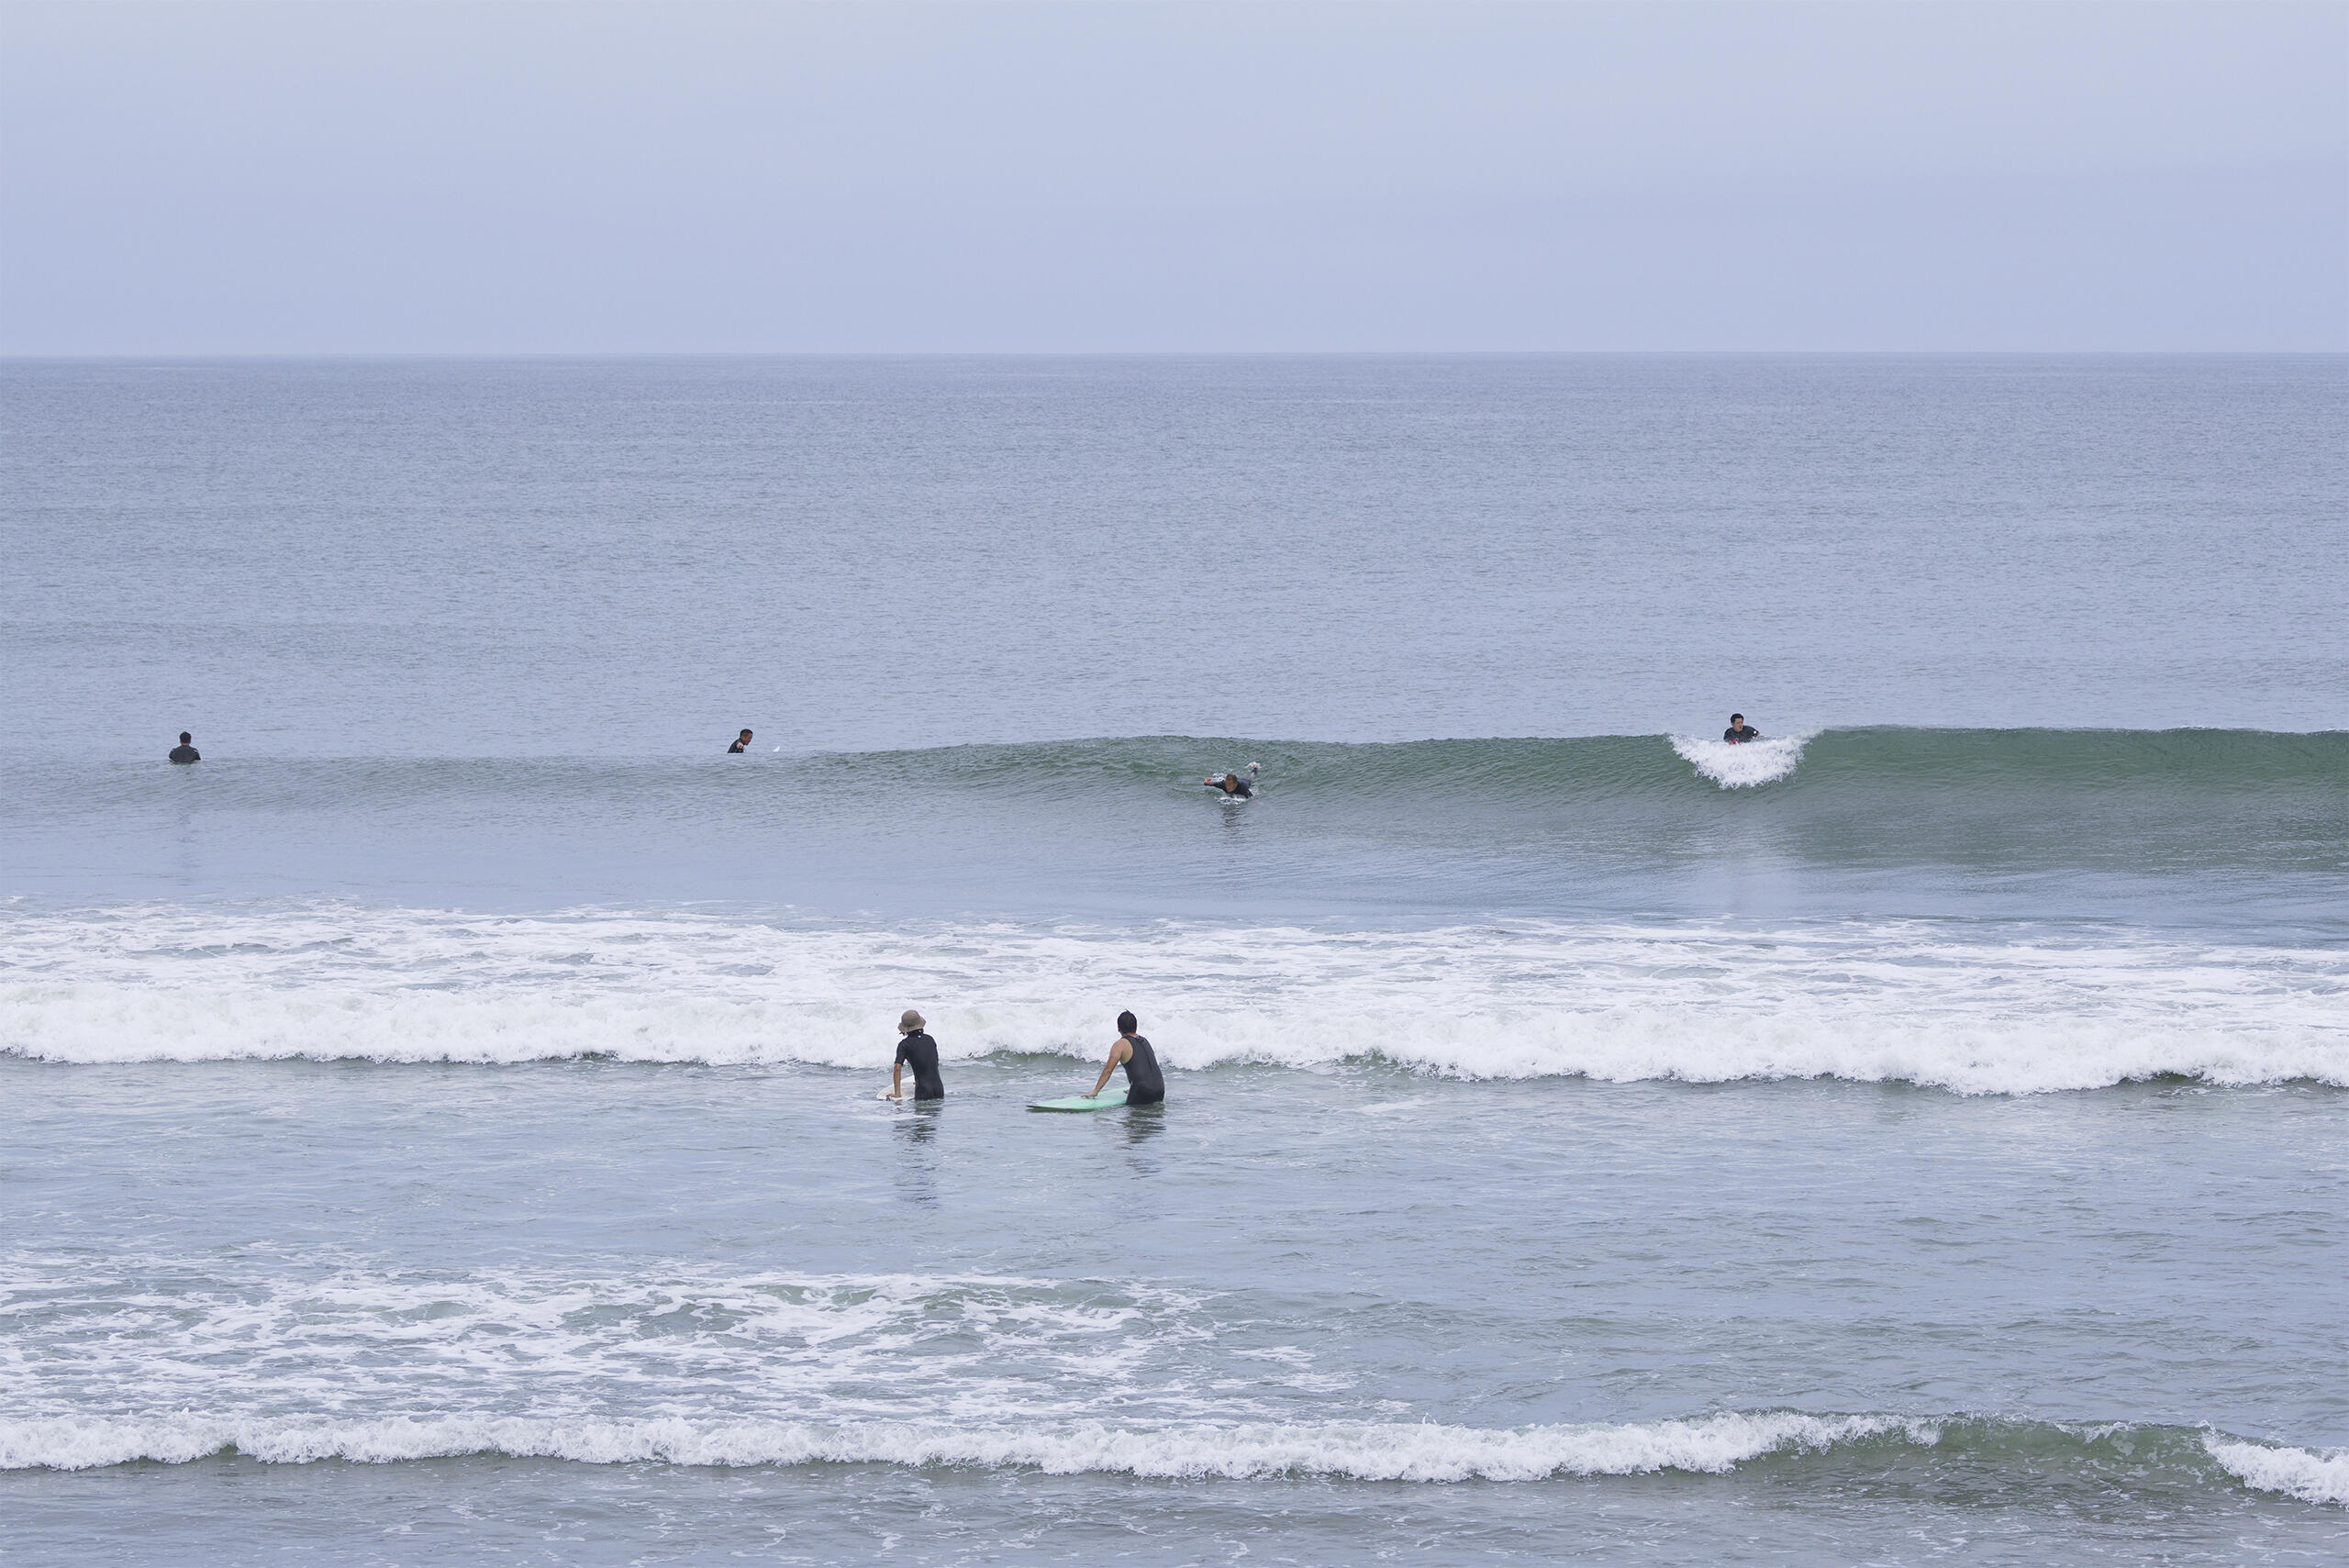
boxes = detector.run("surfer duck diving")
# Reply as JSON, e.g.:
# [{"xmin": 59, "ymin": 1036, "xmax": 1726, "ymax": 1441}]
[{"xmin": 1205, "ymin": 762, "xmax": 1260, "ymax": 798}]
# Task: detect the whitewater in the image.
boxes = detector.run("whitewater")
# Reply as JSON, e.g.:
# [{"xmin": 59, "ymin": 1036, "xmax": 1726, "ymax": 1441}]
[
  {"xmin": 5, "ymin": 904, "xmax": 2343, "ymax": 1094},
  {"xmin": 5, "ymin": 354, "xmax": 2343, "ymax": 1565}
]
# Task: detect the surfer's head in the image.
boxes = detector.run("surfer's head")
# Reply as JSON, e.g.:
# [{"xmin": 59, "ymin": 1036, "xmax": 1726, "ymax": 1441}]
[
  {"xmin": 179, "ymin": 732, "xmax": 192, "ymax": 745},
  {"xmin": 739, "ymin": 728, "xmax": 753, "ymax": 741},
  {"xmin": 1117, "ymin": 1010, "xmax": 1138, "ymax": 1036},
  {"xmin": 898, "ymin": 1009, "xmax": 924, "ymax": 1034},
  {"xmin": 1730, "ymin": 714, "xmax": 1743, "ymax": 727}
]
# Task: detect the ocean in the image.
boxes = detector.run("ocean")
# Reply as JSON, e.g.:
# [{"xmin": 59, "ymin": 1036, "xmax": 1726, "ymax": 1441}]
[{"xmin": 2, "ymin": 355, "xmax": 2343, "ymax": 1563}]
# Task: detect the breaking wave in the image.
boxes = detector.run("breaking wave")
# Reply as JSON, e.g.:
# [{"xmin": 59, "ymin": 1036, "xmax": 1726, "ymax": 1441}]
[
  {"xmin": 3, "ymin": 906, "xmax": 2343, "ymax": 1094},
  {"xmin": 0, "ymin": 1409, "xmax": 1926, "ymax": 1477},
  {"xmin": 2204, "ymin": 1435, "xmax": 2349, "ymax": 1507},
  {"xmin": 1669, "ymin": 732, "xmax": 1810, "ymax": 788},
  {"xmin": 0, "ymin": 1411, "xmax": 2335, "ymax": 1505}
]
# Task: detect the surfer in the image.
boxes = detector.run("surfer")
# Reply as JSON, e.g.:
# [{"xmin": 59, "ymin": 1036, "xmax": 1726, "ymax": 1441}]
[
  {"xmin": 727, "ymin": 728, "xmax": 753, "ymax": 753},
  {"xmin": 167, "ymin": 731, "xmax": 200, "ymax": 764},
  {"xmin": 1205, "ymin": 769, "xmax": 1253, "ymax": 798},
  {"xmin": 1087, "ymin": 1010, "xmax": 1165, "ymax": 1106},
  {"xmin": 1722, "ymin": 714, "xmax": 1760, "ymax": 744},
  {"xmin": 888, "ymin": 1009, "xmax": 945, "ymax": 1101}
]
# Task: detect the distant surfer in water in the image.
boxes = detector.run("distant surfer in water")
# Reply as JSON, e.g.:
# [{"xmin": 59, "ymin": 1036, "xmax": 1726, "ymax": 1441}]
[
  {"xmin": 1722, "ymin": 714, "xmax": 1760, "ymax": 744},
  {"xmin": 728, "ymin": 728, "xmax": 753, "ymax": 753},
  {"xmin": 1205, "ymin": 762, "xmax": 1259, "ymax": 798},
  {"xmin": 1087, "ymin": 1010, "xmax": 1165, "ymax": 1106},
  {"xmin": 888, "ymin": 1009, "xmax": 945, "ymax": 1101},
  {"xmin": 168, "ymin": 731, "xmax": 200, "ymax": 764}
]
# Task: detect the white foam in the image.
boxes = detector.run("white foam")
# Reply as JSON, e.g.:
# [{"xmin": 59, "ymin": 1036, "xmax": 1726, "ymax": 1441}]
[
  {"xmin": 0, "ymin": 1409, "xmax": 1932, "ymax": 1477},
  {"xmin": 0, "ymin": 1262, "xmax": 1210, "ymax": 1429},
  {"xmin": 2, "ymin": 906, "xmax": 2343, "ymax": 1094},
  {"xmin": 1671, "ymin": 732, "xmax": 1809, "ymax": 788},
  {"xmin": 2205, "ymin": 1436, "xmax": 2349, "ymax": 1506}
]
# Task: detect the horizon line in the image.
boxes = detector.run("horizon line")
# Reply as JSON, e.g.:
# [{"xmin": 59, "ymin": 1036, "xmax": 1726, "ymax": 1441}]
[{"xmin": 6, "ymin": 348, "xmax": 2346, "ymax": 363}]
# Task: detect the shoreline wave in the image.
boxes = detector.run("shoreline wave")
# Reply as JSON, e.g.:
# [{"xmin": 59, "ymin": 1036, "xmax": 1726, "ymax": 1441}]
[
  {"xmin": 0, "ymin": 1411, "xmax": 2336, "ymax": 1502},
  {"xmin": 5, "ymin": 908, "xmax": 2343, "ymax": 1094}
]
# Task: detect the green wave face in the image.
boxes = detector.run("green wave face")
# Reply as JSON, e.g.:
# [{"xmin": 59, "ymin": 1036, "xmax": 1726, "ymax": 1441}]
[
  {"xmin": 781, "ymin": 727, "xmax": 2349, "ymax": 872},
  {"xmin": 797, "ymin": 727, "xmax": 2349, "ymax": 793},
  {"xmin": 7, "ymin": 728, "xmax": 2343, "ymax": 918}
]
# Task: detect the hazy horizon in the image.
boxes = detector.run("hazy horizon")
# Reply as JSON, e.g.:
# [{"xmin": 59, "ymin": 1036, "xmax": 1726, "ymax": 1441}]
[{"xmin": 5, "ymin": 1, "xmax": 2344, "ymax": 355}]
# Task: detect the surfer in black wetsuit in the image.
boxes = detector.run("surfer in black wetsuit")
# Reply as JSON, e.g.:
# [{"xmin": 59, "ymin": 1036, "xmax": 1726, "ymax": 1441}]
[
  {"xmin": 1722, "ymin": 714, "xmax": 1760, "ymax": 744},
  {"xmin": 1088, "ymin": 1010, "xmax": 1165, "ymax": 1106},
  {"xmin": 168, "ymin": 731, "xmax": 200, "ymax": 764},
  {"xmin": 888, "ymin": 1009, "xmax": 945, "ymax": 1101},
  {"xmin": 1204, "ymin": 763, "xmax": 1258, "ymax": 798},
  {"xmin": 728, "ymin": 728, "xmax": 753, "ymax": 753}
]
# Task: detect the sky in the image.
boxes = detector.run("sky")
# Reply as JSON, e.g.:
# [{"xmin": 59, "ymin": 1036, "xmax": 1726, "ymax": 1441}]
[{"xmin": 2, "ymin": 1, "xmax": 2343, "ymax": 354}]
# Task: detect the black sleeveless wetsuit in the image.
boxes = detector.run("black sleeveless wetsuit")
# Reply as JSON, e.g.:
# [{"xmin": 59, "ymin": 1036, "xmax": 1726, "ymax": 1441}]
[{"xmin": 1119, "ymin": 1033, "xmax": 1165, "ymax": 1106}]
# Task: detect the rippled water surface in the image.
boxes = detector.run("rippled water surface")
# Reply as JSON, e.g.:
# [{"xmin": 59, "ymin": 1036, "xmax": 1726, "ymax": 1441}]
[{"xmin": 2, "ymin": 356, "xmax": 2344, "ymax": 1563}]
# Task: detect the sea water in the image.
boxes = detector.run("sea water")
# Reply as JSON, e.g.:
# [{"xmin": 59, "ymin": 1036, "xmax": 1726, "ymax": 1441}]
[{"xmin": 2, "ymin": 356, "xmax": 2343, "ymax": 1563}]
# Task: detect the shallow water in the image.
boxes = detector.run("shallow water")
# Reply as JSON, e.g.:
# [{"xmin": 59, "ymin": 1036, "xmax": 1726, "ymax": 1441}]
[
  {"xmin": 3, "ymin": 1060, "xmax": 2344, "ymax": 1562},
  {"xmin": 2, "ymin": 355, "xmax": 2344, "ymax": 1562}
]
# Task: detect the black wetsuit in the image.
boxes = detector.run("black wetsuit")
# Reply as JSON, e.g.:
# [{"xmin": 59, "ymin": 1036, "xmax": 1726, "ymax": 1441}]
[
  {"xmin": 727, "ymin": 739, "xmax": 749, "ymax": 753},
  {"xmin": 1722, "ymin": 726, "xmax": 1760, "ymax": 744},
  {"xmin": 168, "ymin": 744, "xmax": 200, "ymax": 764},
  {"xmin": 894, "ymin": 1030, "xmax": 945, "ymax": 1100},
  {"xmin": 1119, "ymin": 1033, "xmax": 1165, "ymax": 1106},
  {"xmin": 1210, "ymin": 779, "xmax": 1252, "ymax": 798}
]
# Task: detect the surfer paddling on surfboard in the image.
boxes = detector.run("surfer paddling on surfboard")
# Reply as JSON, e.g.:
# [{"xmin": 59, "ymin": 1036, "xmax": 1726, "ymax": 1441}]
[
  {"xmin": 1722, "ymin": 714, "xmax": 1761, "ymax": 744},
  {"xmin": 1205, "ymin": 762, "xmax": 1260, "ymax": 798},
  {"xmin": 1086, "ymin": 1010, "xmax": 1166, "ymax": 1106}
]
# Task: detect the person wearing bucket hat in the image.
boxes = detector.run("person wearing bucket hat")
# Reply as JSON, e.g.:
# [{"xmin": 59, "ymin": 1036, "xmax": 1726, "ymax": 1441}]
[{"xmin": 888, "ymin": 1009, "xmax": 945, "ymax": 1101}]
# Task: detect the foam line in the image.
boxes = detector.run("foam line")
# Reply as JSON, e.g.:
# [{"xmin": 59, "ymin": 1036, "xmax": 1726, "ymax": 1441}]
[
  {"xmin": 4, "ymin": 907, "xmax": 2342, "ymax": 1093},
  {"xmin": 0, "ymin": 1410, "xmax": 1928, "ymax": 1477}
]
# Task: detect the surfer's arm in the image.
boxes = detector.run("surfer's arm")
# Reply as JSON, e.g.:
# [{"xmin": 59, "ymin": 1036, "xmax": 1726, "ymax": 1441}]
[
  {"xmin": 1089, "ymin": 1039, "xmax": 1129, "ymax": 1096},
  {"xmin": 889, "ymin": 1061, "xmax": 903, "ymax": 1099}
]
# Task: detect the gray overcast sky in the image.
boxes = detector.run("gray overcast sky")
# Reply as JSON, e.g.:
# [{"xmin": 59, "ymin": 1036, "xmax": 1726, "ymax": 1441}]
[{"xmin": 3, "ymin": 1, "xmax": 2343, "ymax": 353}]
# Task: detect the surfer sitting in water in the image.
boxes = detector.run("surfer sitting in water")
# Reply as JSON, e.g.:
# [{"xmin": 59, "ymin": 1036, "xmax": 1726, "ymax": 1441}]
[
  {"xmin": 1088, "ymin": 1010, "xmax": 1165, "ymax": 1106},
  {"xmin": 167, "ymin": 731, "xmax": 200, "ymax": 764},
  {"xmin": 1205, "ymin": 762, "xmax": 1259, "ymax": 798},
  {"xmin": 1722, "ymin": 714, "xmax": 1761, "ymax": 744},
  {"xmin": 727, "ymin": 728, "xmax": 753, "ymax": 753},
  {"xmin": 888, "ymin": 1009, "xmax": 945, "ymax": 1101}
]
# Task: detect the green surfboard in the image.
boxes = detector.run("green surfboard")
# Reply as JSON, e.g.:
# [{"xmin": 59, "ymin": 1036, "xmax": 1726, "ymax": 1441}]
[{"xmin": 1029, "ymin": 1089, "xmax": 1129, "ymax": 1112}]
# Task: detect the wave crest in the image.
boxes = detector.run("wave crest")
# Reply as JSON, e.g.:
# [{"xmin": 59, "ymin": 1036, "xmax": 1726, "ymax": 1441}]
[
  {"xmin": 2206, "ymin": 1436, "xmax": 2349, "ymax": 1506},
  {"xmin": 6, "ymin": 1413, "xmax": 2339, "ymax": 1503},
  {"xmin": 0, "ymin": 1410, "xmax": 1929, "ymax": 1478},
  {"xmin": 1670, "ymin": 733, "xmax": 1809, "ymax": 788}
]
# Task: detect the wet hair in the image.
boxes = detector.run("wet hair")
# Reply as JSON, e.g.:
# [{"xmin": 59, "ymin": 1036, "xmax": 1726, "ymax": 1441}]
[
  {"xmin": 739, "ymin": 728, "xmax": 752, "ymax": 737},
  {"xmin": 179, "ymin": 732, "xmax": 192, "ymax": 744},
  {"xmin": 1117, "ymin": 1010, "xmax": 1138, "ymax": 1035},
  {"xmin": 1730, "ymin": 714, "xmax": 1743, "ymax": 725}
]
